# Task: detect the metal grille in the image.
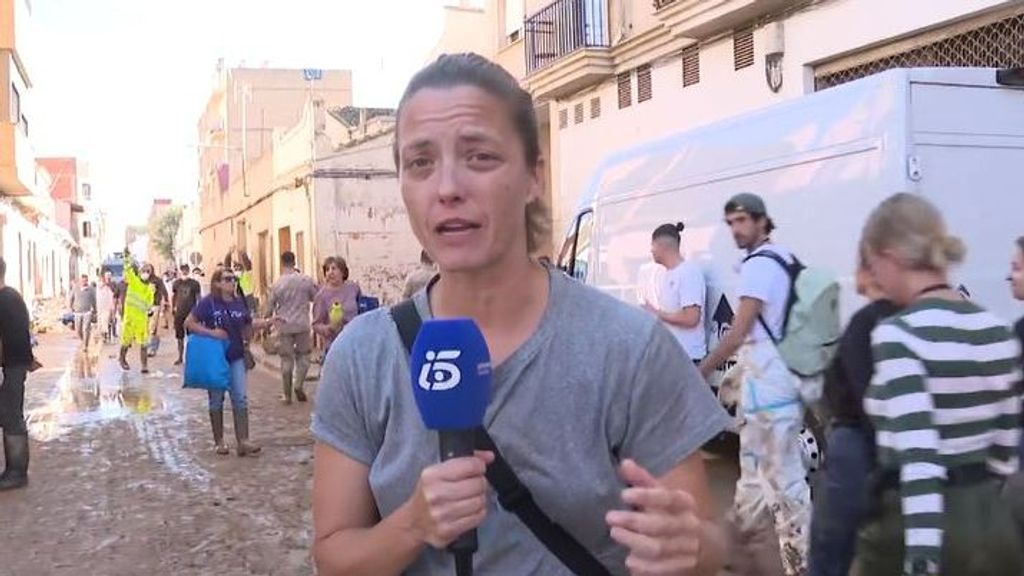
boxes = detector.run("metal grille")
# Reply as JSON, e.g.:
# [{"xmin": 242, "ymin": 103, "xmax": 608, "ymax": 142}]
[
  {"xmin": 637, "ymin": 64, "xmax": 653, "ymax": 102},
  {"xmin": 574, "ymin": 102, "xmax": 584, "ymax": 124},
  {"xmin": 618, "ymin": 71, "xmax": 632, "ymax": 109},
  {"xmin": 559, "ymin": 108, "xmax": 568, "ymax": 129},
  {"xmin": 525, "ymin": 0, "xmax": 610, "ymax": 75},
  {"xmin": 682, "ymin": 45, "xmax": 700, "ymax": 86},
  {"xmin": 816, "ymin": 13, "xmax": 1024, "ymax": 90},
  {"xmin": 734, "ymin": 27, "xmax": 754, "ymax": 70},
  {"xmin": 590, "ymin": 97, "xmax": 601, "ymax": 119}
]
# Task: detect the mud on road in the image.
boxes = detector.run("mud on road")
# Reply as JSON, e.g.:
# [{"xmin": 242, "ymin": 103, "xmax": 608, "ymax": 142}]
[{"xmin": 1, "ymin": 329, "xmax": 317, "ymax": 576}]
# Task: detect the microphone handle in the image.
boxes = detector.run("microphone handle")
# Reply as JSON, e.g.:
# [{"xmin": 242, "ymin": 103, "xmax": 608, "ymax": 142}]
[{"xmin": 439, "ymin": 430, "xmax": 479, "ymax": 558}]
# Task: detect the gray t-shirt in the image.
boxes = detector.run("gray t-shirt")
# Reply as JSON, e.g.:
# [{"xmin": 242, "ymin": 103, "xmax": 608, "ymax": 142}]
[{"xmin": 311, "ymin": 269, "xmax": 730, "ymax": 575}]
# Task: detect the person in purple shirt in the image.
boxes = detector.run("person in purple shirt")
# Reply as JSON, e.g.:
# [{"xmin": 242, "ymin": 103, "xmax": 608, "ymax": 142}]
[
  {"xmin": 185, "ymin": 268, "xmax": 276, "ymax": 457},
  {"xmin": 312, "ymin": 256, "xmax": 360, "ymax": 354}
]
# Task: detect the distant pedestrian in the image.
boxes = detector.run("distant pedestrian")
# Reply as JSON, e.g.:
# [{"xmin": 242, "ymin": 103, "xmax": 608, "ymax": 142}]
[
  {"xmin": 0, "ymin": 257, "xmax": 39, "ymax": 490},
  {"xmin": 171, "ymin": 264, "xmax": 202, "ymax": 366},
  {"xmin": 185, "ymin": 268, "xmax": 274, "ymax": 456},
  {"xmin": 68, "ymin": 274, "xmax": 97, "ymax": 350},
  {"xmin": 267, "ymin": 251, "xmax": 317, "ymax": 404},
  {"xmin": 312, "ymin": 257, "xmax": 360, "ymax": 353},
  {"xmin": 193, "ymin": 267, "xmax": 208, "ymax": 297},
  {"xmin": 808, "ymin": 257, "xmax": 898, "ymax": 576},
  {"xmin": 118, "ymin": 249, "xmax": 157, "ymax": 374},
  {"xmin": 236, "ymin": 252, "xmax": 257, "ymax": 313},
  {"xmin": 150, "ymin": 271, "xmax": 169, "ymax": 342},
  {"xmin": 96, "ymin": 271, "xmax": 117, "ymax": 344},
  {"xmin": 642, "ymin": 222, "xmax": 707, "ymax": 363},
  {"xmin": 856, "ymin": 193, "xmax": 1023, "ymax": 575},
  {"xmin": 402, "ymin": 250, "xmax": 436, "ymax": 299},
  {"xmin": 161, "ymin": 272, "xmax": 173, "ymax": 330}
]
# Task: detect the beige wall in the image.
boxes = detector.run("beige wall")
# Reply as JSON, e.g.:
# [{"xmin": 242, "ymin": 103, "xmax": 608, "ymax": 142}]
[
  {"xmin": 197, "ymin": 67, "xmax": 353, "ymax": 293},
  {"xmin": 313, "ymin": 130, "xmax": 421, "ymax": 305},
  {"xmin": 548, "ymin": 0, "xmax": 1018, "ymax": 231},
  {"xmin": 433, "ymin": 0, "xmax": 1021, "ymax": 247},
  {"xmin": 197, "ymin": 67, "xmax": 353, "ymax": 240},
  {"xmin": 0, "ymin": 0, "xmax": 35, "ymax": 199},
  {"xmin": 429, "ymin": 4, "xmax": 495, "ymax": 62}
]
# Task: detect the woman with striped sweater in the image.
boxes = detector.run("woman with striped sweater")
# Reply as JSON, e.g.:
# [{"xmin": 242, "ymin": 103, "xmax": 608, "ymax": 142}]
[{"xmin": 856, "ymin": 193, "xmax": 1023, "ymax": 576}]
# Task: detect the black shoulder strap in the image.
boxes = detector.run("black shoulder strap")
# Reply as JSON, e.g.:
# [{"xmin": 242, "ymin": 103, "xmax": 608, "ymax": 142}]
[
  {"xmin": 390, "ymin": 300, "xmax": 611, "ymax": 576},
  {"xmin": 743, "ymin": 250, "xmax": 803, "ymax": 342}
]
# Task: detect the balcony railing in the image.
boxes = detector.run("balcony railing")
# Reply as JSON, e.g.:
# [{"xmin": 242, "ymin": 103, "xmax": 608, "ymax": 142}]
[{"xmin": 525, "ymin": 0, "xmax": 609, "ymax": 75}]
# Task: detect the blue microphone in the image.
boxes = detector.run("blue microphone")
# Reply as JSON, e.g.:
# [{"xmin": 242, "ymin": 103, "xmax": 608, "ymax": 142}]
[{"xmin": 410, "ymin": 318, "xmax": 492, "ymax": 572}]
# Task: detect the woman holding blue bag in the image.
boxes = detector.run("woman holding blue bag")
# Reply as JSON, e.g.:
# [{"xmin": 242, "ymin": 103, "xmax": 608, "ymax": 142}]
[{"xmin": 185, "ymin": 268, "xmax": 277, "ymax": 456}]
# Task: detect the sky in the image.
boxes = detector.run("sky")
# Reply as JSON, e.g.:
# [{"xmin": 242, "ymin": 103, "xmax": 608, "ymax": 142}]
[{"xmin": 27, "ymin": 0, "xmax": 455, "ymax": 252}]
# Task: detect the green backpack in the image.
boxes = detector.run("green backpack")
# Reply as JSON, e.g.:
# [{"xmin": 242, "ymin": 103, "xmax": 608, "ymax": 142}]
[{"xmin": 744, "ymin": 251, "xmax": 841, "ymax": 380}]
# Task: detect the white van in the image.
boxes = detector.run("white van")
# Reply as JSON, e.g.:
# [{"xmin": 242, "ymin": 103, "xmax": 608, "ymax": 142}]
[{"xmin": 557, "ymin": 67, "xmax": 1024, "ymax": 390}]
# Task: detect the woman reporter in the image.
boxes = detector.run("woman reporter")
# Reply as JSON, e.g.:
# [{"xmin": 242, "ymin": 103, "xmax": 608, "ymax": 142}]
[{"xmin": 311, "ymin": 54, "xmax": 729, "ymax": 576}]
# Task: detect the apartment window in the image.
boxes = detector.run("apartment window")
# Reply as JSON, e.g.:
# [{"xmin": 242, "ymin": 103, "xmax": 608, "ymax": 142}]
[
  {"xmin": 617, "ymin": 71, "xmax": 632, "ymax": 109},
  {"xmin": 19, "ymin": 114, "xmax": 28, "ymax": 137},
  {"xmin": 10, "ymin": 84, "xmax": 20, "ymax": 124},
  {"xmin": 81, "ymin": 183, "xmax": 92, "ymax": 201},
  {"xmin": 734, "ymin": 27, "xmax": 755, "ymax": 70},
  {"xmin": 558, "ymin": 108, "xmax": 569, "ymax": 129},
  {"xmin": 590, "ymin": 97, "xmax": 601, "ymax": 119},
  {"xmin": 82, "ymin": 222, "xmax": 92, "ymax": 239},
  {"xmin": 682, "ymin": 45, "xmax": 700, "ymax": 86},
  {"xmin": 637, "ymin": 64, "xmax": 653, "ymax": 102},
  {"xmin": 504, "ymin": 0, "xmax": 524, "ymax": 44},
  {"xmin": 574, "ymin": 102, "xmax": 584, "ymax": 124}
]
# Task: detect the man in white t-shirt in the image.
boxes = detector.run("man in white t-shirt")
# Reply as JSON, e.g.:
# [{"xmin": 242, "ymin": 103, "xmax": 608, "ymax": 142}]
[
  {"xmin": 643, "ymin": 222, "xmax": 707, "ymax": 362},
  {"xmin": 699, "ymin": 193, "xmax": 809, "ymax": 576}
]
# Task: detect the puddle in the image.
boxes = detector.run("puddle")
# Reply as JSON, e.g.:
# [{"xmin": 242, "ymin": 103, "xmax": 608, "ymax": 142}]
[{"xmin": 26, "ymin": 349, "xmax": 172, "ymax": 442}]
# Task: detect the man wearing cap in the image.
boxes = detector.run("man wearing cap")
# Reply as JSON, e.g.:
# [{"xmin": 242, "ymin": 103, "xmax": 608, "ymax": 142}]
[{"xmin": 700, "ymin": 193, "xmax": 810, "ymax": 576}]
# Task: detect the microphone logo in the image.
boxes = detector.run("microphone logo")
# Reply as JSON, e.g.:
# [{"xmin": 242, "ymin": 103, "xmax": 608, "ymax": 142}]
[{"xmin": 418, "ymin": 350, "xmax": 462, "ymax": 391}]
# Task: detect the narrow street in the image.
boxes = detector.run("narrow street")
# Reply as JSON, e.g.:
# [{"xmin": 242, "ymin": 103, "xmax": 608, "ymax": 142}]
[
  {"xmin": 1, "ymin": 324, "xmax": 317, "ymax": 576},
  {"xmin": 2, "ymin": 322, "xmax": 743, "ymax": 576}
]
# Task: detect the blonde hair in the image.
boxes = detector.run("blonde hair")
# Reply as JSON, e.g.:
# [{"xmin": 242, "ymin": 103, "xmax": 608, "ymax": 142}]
[{"xmin": 860, "ymin": 193, "xmax": 966, "ymax": 272}]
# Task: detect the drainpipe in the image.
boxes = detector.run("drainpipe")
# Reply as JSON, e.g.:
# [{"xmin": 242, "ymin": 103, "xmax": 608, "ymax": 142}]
[{"xmin": 307, "ymin": 99, "xmax": 321, "ymax": 280}]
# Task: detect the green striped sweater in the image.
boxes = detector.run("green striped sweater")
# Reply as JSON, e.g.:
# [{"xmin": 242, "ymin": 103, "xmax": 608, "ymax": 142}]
[{"xmin": 867, "ymin": 298, "xmax": 1022, "ymax": 575}]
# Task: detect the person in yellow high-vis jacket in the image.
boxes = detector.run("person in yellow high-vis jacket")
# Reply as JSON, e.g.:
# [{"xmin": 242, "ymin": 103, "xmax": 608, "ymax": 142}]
[{"xmin": 118, "ymin": 250, "xmax": 157, "ymax": 373}]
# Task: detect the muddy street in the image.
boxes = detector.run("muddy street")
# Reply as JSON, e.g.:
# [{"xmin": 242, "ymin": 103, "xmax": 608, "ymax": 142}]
[
  {"xmin": 1, "ymin": 327, "xmax": 317, "ymax": 576},
  {"xmin": 1, "ymin": 324, "xmax": 742, "ymax": 576}
]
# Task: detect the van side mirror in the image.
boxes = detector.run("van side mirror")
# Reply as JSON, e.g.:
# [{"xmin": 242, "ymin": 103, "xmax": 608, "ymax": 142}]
[{"xmin": 996, "ymin": 68, "xmax": 1024, "ymax": 87}]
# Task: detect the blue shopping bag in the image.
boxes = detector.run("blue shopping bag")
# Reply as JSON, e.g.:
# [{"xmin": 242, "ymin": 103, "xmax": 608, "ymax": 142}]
[{"xmin": 183, "ymin": 334, "xmax": 230, "ymax": 391}]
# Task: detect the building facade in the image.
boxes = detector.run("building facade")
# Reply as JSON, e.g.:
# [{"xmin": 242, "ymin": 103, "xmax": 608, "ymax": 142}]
[
  {"xmin": 440, "ymin": 0, "xmax": 1024, "ymax": 243},
  {"xmin": 197, "ymin": 65, "xmax": 421, "ymax": 303},
  {"xmin": 175, "ymin": 198, "xmax": 202, "ymax": 271},
  {"xmin": 1, "ymin": 0, "xmax": 78, "ymax": 309},
  {"xmin": 312, "ymin": 113, "xmax": 422, "ymax": 304},
  {"xmin": 198, "ymin": 66, "xmax": 352, "ymax": 282},
  {"xmin": 37, "ymin": 157, "xmax": 105, "ymax": 279}
]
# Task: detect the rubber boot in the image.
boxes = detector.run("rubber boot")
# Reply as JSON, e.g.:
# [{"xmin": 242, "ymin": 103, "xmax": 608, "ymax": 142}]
[
  {"xmin": 280, "ymin": 370, "xmax": 293, "ymax": 405},
  {"xmin": 119, "ymin": 345, "xmax": 130, "ymax": 371},
  {"xmin": 209, "ymin": 411, "xmax": 229, "ymax": 455},
  {"xmin": 233, "ymin": 409, "xmax": 261, "ymax": 457},
  {"xmin": 140, "ymin": 346, "xmax": 149, "ymax": 374},
  {"xmin": 0, "ymin": 433, "xmax": 29, "ymax": 491},
  {"xmin": 294, "ymin": 355, "xmax": 310, "ymax": 402}
]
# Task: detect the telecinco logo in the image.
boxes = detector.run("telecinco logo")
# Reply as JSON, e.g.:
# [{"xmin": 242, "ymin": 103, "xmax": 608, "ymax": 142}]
[{"xmin": 418, "ymin": 350, "xmax": 462, "ymax": 391}]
